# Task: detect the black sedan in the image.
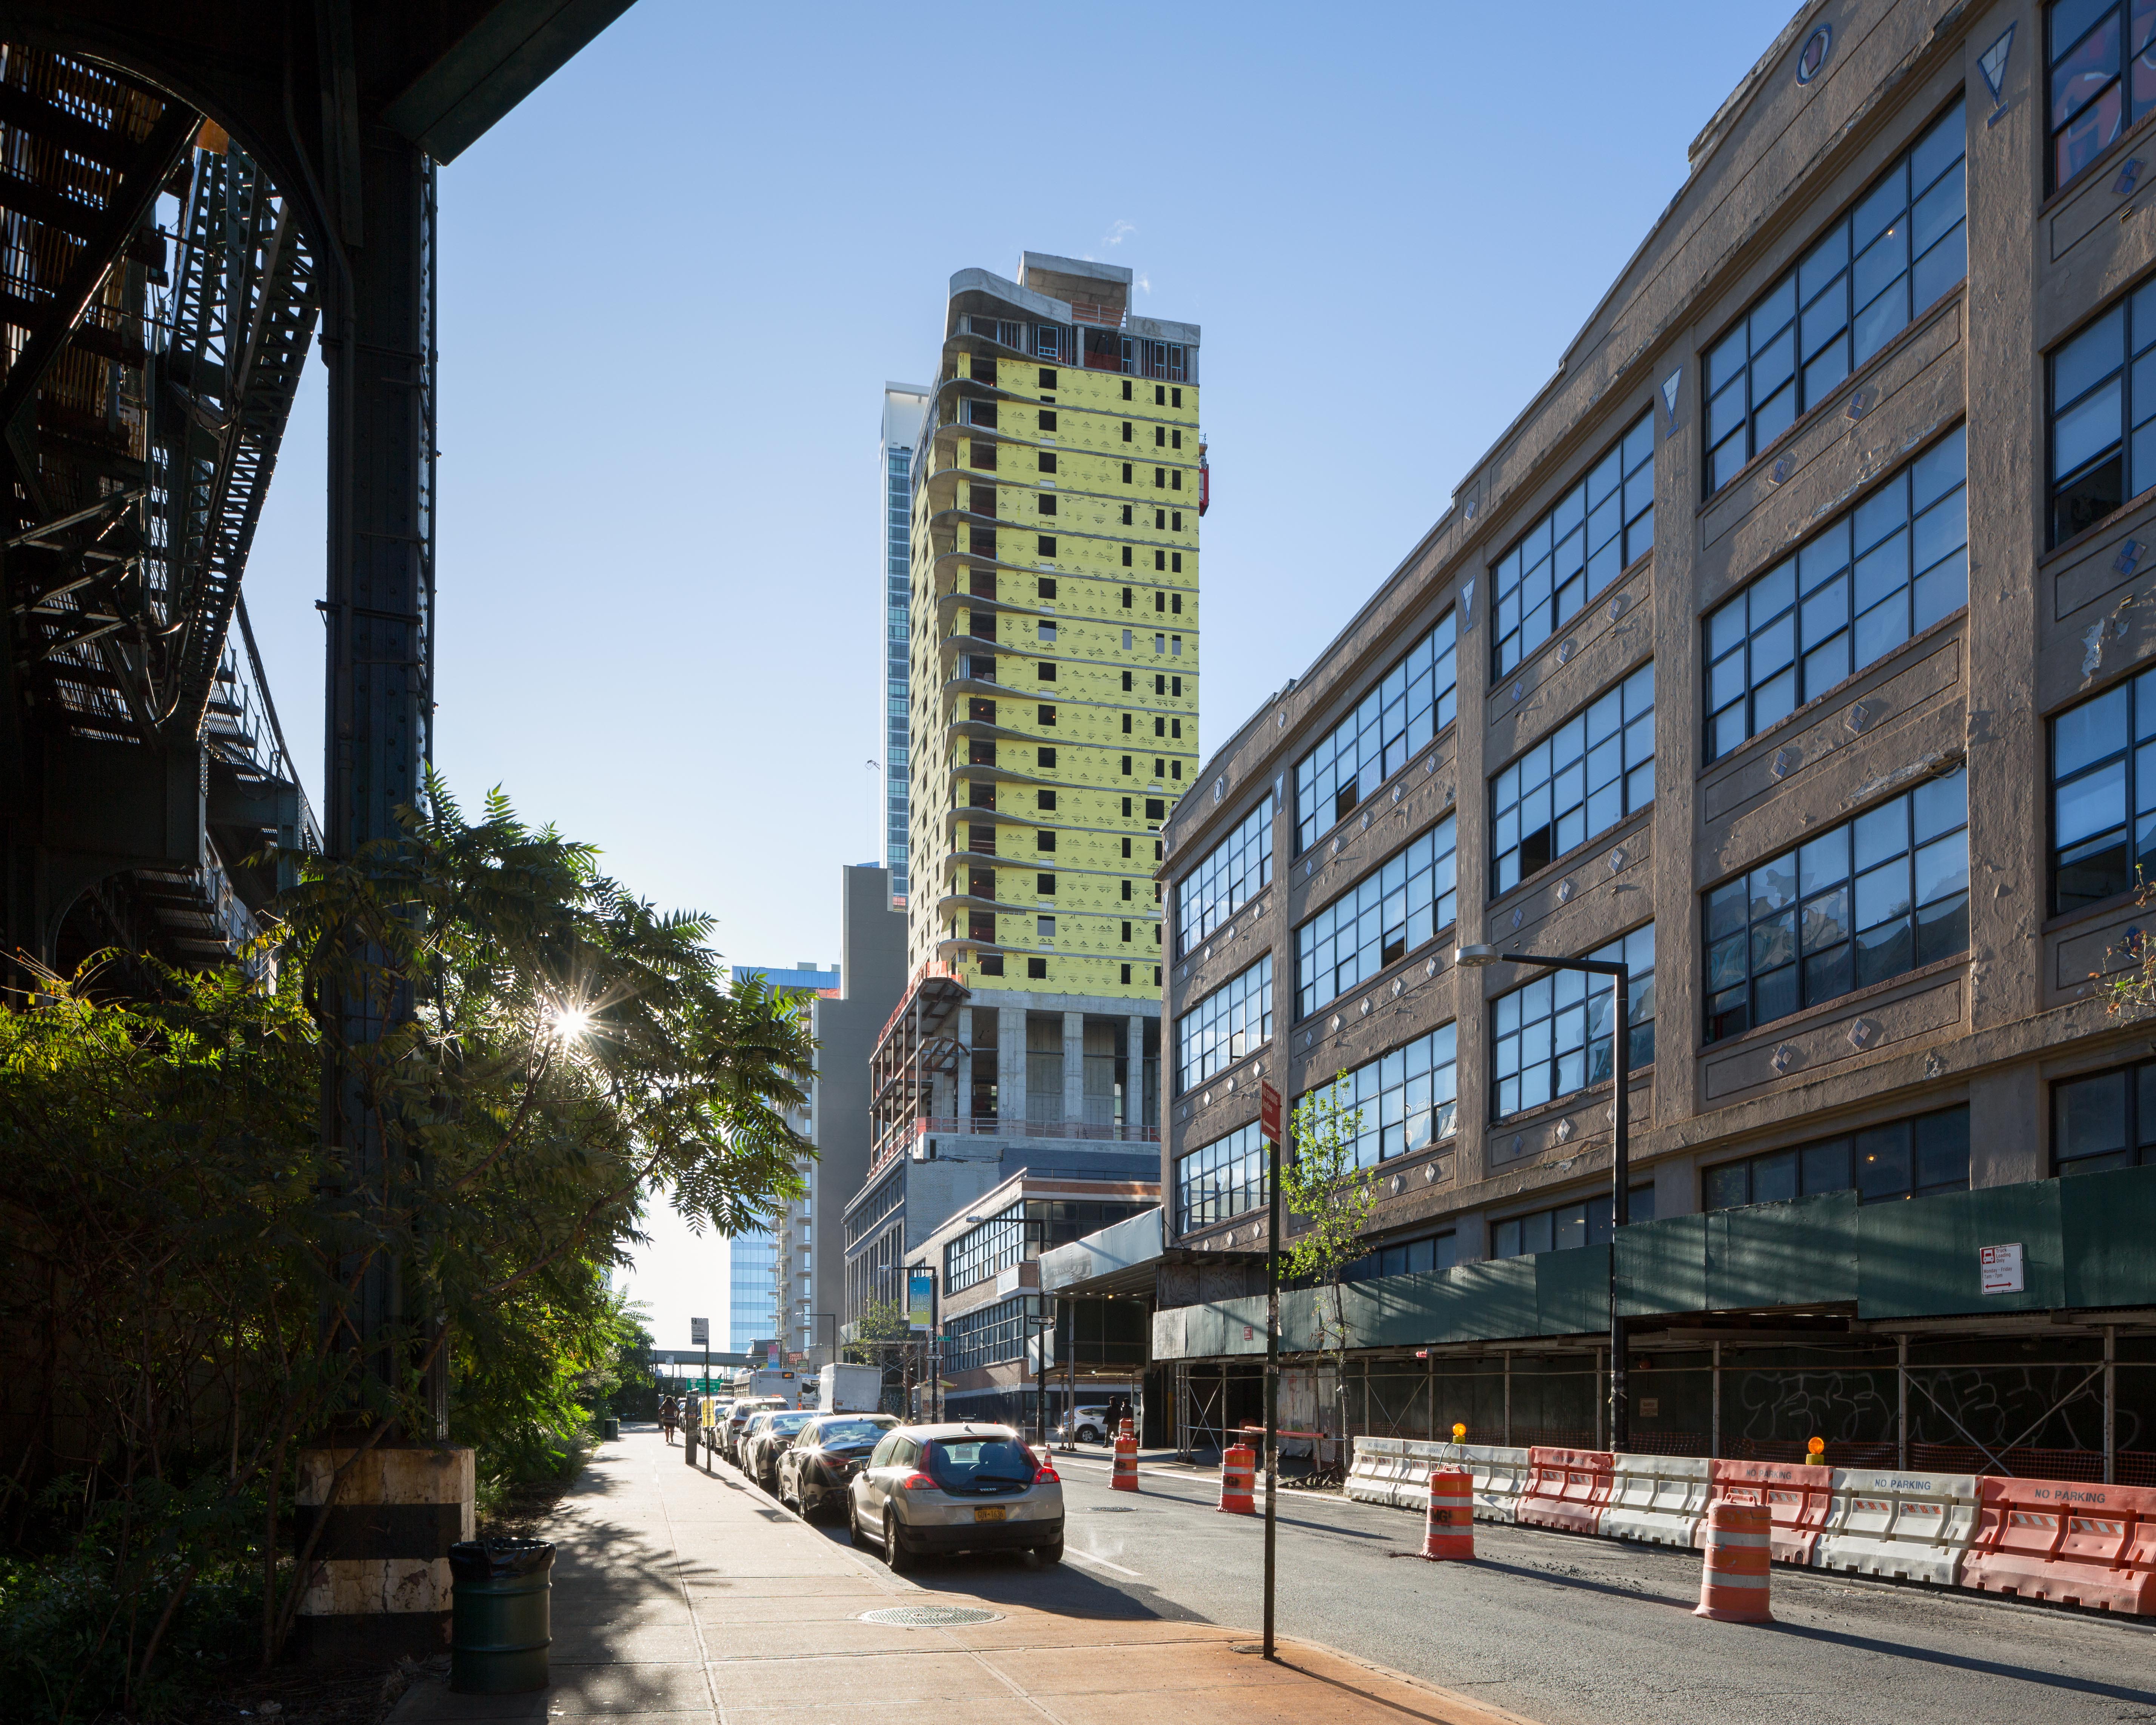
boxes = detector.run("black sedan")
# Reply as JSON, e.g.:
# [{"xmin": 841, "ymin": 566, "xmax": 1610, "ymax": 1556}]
[{"xmin": 776, "ymin": 1413, "xmax": 899, "ymax": 1522}]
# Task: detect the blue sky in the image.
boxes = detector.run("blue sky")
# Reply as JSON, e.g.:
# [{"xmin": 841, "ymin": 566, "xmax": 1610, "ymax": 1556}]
[{"xmin": 240, "ymin": 0, "xmax": 1798, "ymax": 1341}]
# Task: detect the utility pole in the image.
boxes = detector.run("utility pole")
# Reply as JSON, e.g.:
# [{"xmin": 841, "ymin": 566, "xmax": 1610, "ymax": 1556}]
[{"xmin": 1260, "ymin": 1079, "xmax": 1283, "ymax": 1661}]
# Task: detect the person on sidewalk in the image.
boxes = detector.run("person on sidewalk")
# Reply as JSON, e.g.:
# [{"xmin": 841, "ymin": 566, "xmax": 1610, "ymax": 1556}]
[{"xmin": 661, "ymin": 1395, "xmax": 679, "ymax": 1445}]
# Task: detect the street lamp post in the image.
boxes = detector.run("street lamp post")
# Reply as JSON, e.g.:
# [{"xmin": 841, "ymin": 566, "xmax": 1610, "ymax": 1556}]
[{"xmin": 1456, "ymin": 943, "xmax": 1632, "ymax": 1454}]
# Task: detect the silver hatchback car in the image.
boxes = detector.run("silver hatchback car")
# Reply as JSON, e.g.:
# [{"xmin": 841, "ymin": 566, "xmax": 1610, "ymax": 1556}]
[{"xmin": 848, "ymin": 1423, "xmax": 1063, "ymax": 1569}]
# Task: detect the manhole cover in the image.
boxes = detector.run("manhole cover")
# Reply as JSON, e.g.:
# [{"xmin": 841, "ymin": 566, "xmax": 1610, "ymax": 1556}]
[{"xmin": 859, "ymin": 1606, "xmax": 1003, "ymax": 1628}]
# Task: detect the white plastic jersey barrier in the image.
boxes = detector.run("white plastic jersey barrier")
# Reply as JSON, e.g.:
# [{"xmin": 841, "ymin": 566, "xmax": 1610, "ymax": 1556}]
[
  {"xmin": 1344, "ymin": 1438, "xmax": 1529, "ymax": 1521},
  {"xmin": 1814, "ymin": 1468, "xmax": 1981, "ymax": 1586},
  {"xmin": 1344, "ymin": 1436, "xmax": 1401, "ymax": 1505},
  {"xmin": 1600, "ymin": 1453, "xmax": 1711, "ymax": 1548}
]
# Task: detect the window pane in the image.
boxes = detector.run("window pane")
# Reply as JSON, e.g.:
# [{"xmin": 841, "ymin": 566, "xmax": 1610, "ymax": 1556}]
[
  {"xmin": 1855, "ymin": 1124, "xmax": 1913, "ymax": 1200},
  {"xmin": 2057, "ymin": 1069, "xmax": 2129, "ymax": 1161},
  {"xmin": 1703, "ymin": 1163, "xmax": 1749, "ymax": 1211}
]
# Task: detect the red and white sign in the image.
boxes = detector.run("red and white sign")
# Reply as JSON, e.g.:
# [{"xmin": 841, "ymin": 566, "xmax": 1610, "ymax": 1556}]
[
  {"xmin": 1979, "ymin": 1242, "xmax": 2025, "ymax": 1295},
  {"xmin": 1259, "ymin": 1080, "xmax": 1283, "ymax": 1143}
]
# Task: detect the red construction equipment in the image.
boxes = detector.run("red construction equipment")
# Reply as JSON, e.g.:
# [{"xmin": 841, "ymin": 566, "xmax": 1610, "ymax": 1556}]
[
  {"xmin": 1516, "ymin": 1447, "xmax": 1614, "ymax": 1536},
  {"xmin": 1218, "ymin": 1443, "xmax": 1256, "ymax": 1514},
  {"xmin": 1959, "ymin": 1476, "xmax": 2156, "ymax": 1614},
  {"xmin": 1420, "ymin": 1469, "xmax": 1475, "ymax": 1561},
  {"xmin": 1112, "ymin": 1432, "xmax": 1139, "ymax": 1494},
  {"xmin": 1695, "ymin": 1500, "xmax": 1774, "ymax": 1623},
  {"xmin": 1706, "ymin": 1458, "xmax": 1837, "ymax": 1565}
]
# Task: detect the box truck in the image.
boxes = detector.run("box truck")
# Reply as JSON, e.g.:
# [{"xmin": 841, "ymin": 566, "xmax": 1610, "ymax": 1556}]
[{"xmin": 816, "ymin": 1362, "xmax": 883, "ymax": 1413}]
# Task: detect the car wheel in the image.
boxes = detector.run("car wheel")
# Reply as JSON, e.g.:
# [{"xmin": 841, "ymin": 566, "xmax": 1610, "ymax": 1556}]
[
  {"xmin": 1079, "ymin": 1426, "xmax": 1099, "ymax": 1445},
  {"xmin": 1032, "ymin": 1536, "xmax": 1064, "ymax": 1565},
  {"xmin": 884, "ymin": 1511, "xmax": 915, "ymax": 1574},
  {"xmin": 848, "ymin": 1501, "xmax": 871, "ymax": 1549}
]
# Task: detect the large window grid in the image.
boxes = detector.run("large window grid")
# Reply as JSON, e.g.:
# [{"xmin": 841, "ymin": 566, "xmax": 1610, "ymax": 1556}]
[
  {"xmin": 1703, "ymin": 1106, "xmax": 1970, "ymax": 1209},
  {"xmin": 1179, "ymin": 795, "xmax": 1274, "ymax": 956},
  {"xmin": 2054, "ymin": 1059, "xmax": 2156, "ymax": 1172},
  {"xmin": 1178, "ymin": 955, "xmax": 1272, "ymax": 1092},
  {"xmin": 1705, "ymin": 427, "xmax": 1967, "ymax": 761},
  {"xmin": 2049, "ymin": 276, "xmax": 2156, "ymax": 546},
  {"xmin": 1492, "ymin": 664, "xmax": 1654, "ymax": 893},
  {"xmin": 1314, "ymin": 1022, "xmax": 1459, "ymax": 1169},
  {"xmin": 1491, "ymin": 1184, "xmax": 1657, "ymax": 1259},
  {"xmin": 2049, "ymin": 0, "xmax": 2156, "ymax": 194},
  {"xmin": 1176, "ymin": 1121, "xmax": 1267, "ymax": 1233},
  {"xmin": 942, "ymin": 1297, "xmax": 1029, "ymax": 1374},
  {"xmin": 1705, "ymin": 99, "xmax": 1967, "ymax": 494},
  {"xmin": 2053, "ymin": 667, "xmax": 2156, "ymax": 911},
  {"xmin": 1491, "ymin": 926, "xmax": 1655, "ymax": 1120},
  {"xmin": 1295, "ymin": 818, "xmax": 1457, "ymax": 1017},
  {"xmin": 1704, "ymin": 769, "xmax": 1969, "ymax": 1044},
  {"xmin": 944, "ymin": 1201, "xmax": 1029, "ymax": 1295},
  {"xmin": 1341, "ymin": 1231, "xmax": 1459, "ymax": 1282},
  {"xmin": 1492, "ymin": 414, "xmax": 1654, "ymax": 678},
  {"xmin": 1294, "ymin": 615, "xmax": 1457, "ymax": 851}
]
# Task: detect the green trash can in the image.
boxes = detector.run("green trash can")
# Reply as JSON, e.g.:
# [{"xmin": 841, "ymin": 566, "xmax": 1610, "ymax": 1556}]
[
  {"xmin": 449, "ymin": 1539, "xmax": 554, "ymax": 1694},
  {"xmin": 602, "ymin": 1417, "xmax": 621, "ymax": 1441}
]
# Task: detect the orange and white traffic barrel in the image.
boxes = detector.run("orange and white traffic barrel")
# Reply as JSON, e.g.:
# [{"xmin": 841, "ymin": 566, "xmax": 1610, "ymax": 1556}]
[
  {"xmin": 1695, "ymin": 1500, "xmax": 1773, "ymax": 1622},
  {"xmin": 1218, "ymin": 1443, "xmax": 1256, "ymax": 1514},
  {"xmin": 1420, "ymin": 1469, "xmax": 1474, "ymax": 1561},
  {"xmin": 1112, "ymin": 1432, "xmax": 1139, "ymax": 1493}
]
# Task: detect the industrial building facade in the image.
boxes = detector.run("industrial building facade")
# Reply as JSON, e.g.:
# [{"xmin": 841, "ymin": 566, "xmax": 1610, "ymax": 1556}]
[
  {"xmin": 843, "ymin": 254, "xmax": 1198, "ymax": 1335},
  {"xmin": 1151, "ymin": 0, "xmax": 2156, "ymax": 1477}
]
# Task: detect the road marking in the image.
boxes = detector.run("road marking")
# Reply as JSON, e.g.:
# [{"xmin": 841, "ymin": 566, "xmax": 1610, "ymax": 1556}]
[{"xmin": 1066, "ymin": 1547, "xmax": 1142, "ymax": 1578}]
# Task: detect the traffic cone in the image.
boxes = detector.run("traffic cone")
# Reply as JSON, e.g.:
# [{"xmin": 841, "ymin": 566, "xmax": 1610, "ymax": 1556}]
[
  {"xmin": 1112, "ymin": 1431, "xmax": 1139, "ymax": 1493},
  {"xmin": 1420, "ymin": 1469, "xmax": 1474, "ymax": 1561},
  {"xmin": 1218, "ymin": 1443, "xmax": 1256, "ymax": 1514},
  {"xmin": 1695, "ymin": 1500, "xmax": 1773, "ymax": 1622}
]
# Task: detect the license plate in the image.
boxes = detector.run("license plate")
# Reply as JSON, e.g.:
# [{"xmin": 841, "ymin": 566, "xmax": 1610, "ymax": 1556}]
[{"xmin": 973, "ymin": 1505, "xmax": 1007, "ymax": 1523}]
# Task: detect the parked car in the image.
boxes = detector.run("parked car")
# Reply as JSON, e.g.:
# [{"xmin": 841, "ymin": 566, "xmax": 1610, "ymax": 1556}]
[
  {"xmin": 725, "ymin": 1397, "xmax": 784, "ymax": 1464},
  {"xmin": 741, "ymin": 1408, "xmax": 819, "ymax": 1489},
  {"xmin": 776, "ymin": 1412, "xmax": 899, "ymax": 1521},
  {"xmin": 848, "ymin": 1423, "xmax": 1063, "ymax": 1570},
  {"xmin": 1056, "ymin": 1405, "xmax": 1113, "ymax": 1445}
]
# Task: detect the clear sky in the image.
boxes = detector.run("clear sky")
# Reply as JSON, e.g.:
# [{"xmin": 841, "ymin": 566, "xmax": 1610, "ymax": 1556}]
[{"xmin": 239, "ymin": 0, "xmax": 1799, "ymax": 1331}]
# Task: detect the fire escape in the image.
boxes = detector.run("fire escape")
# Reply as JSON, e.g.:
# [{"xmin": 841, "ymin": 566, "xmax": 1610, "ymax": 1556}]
[{"xmin": 0, "ymin": 47, "xmax": 319, "ymax": 979}]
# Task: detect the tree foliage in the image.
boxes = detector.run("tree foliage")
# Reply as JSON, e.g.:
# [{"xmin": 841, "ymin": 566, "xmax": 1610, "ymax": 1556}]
[
  {"xmin": 0, "ymin": 780, "xmax": 815, "ymax": 1712},
  {"xmin": 1281, "ymin": 1075, "xmax": 1377, "ymax": 1449}
]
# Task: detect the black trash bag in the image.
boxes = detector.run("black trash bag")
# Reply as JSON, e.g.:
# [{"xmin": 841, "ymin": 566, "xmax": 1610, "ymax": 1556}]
[{"xmin": 448, "ymin": 1538, "xmax": 556, "ymax": 1581}]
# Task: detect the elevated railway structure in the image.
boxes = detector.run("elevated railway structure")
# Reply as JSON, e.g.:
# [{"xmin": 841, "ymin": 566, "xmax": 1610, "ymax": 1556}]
[{"xmin": 0, "ymin": 0, "xmax": 635, "ymax": 1655}]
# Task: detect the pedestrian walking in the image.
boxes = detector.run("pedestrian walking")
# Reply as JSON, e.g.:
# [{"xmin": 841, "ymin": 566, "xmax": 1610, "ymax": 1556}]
[{"xmin": 661, "ymin": 1395, "xmax": 680, "ymax": 1445}]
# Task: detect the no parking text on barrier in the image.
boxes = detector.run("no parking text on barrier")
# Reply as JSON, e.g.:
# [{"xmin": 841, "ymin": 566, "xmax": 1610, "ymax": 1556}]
[{"xmin": 1959, "ymin": 1476, "xmax": 2156, "ymax": 1613}]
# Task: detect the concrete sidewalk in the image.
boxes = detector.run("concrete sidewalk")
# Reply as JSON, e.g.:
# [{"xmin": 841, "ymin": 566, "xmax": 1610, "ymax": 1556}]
[{"xmin": 390, "ymin": 1426, "xmax": 1531, "ymax": 1725}]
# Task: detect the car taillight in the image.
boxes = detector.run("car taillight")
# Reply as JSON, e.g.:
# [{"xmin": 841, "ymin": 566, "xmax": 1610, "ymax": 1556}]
[
  {"xmin": 899, "ymin": 1472, "xmax": 938, "ymax": 1491},
  {"xmin": 1034, "ymin": 1462, "xmax": 1061, "ymax": 1483}
]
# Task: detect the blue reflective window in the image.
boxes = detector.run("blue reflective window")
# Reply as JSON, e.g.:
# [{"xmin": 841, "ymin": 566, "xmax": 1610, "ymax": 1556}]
[
  {"xmin": 1706, "ymin": 99, "xmax": 1966, "ymax": 493},
  {"xmin": 1704, "ymin": 428, "xmax": 1967, "ymax": 760},
  {"xmin": 1295, "ymin": 818, "xmax": 1457, "ymax": 1017},
  {"xmin": 1491, "ymin": 413, "xmax": 1654, "ymax": 678},
  {"xmin": 1295, "ymin": 615, "xmax": 1457, "ymax": 851}
]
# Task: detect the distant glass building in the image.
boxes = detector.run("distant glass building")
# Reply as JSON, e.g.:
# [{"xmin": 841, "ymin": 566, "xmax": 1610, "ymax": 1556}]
[
  {"xmin": 882, "ymin": 384, "xmax": 929, "ymax": 909},
  {"xmin": 728, "ymin": 1229, "xmax": 777, "ymax": 1352}
]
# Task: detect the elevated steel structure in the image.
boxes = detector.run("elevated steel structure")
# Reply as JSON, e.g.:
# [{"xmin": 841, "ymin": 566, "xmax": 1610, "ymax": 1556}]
[{"xmin": 0, "ymin": 0, "xmax": 634, "ymax": 1656}]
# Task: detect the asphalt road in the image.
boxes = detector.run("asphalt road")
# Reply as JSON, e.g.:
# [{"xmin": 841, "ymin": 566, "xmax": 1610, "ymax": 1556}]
[{"xmin": 778, "ymin": 1447, "xmax": 2156, "ymax": 1725}]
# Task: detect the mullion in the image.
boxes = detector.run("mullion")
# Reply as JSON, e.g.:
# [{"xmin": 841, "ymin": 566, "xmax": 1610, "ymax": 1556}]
[
  {"xmin": 1704, "ymin": 429, "xmax": 1968, "ymax": 761},
  {"xmin": 1708, "ymin": 99, "xmax": 1965, "ymax": 495},
  {"xmin": 2049, "ymin": 665, "xmax": 2156, "ymax": 908}
]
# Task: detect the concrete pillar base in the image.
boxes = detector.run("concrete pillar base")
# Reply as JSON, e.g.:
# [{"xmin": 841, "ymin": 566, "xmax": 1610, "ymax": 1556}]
[{"xmin": 294, "ymin": 1442, "xmax": 474, "ymax": 1661}]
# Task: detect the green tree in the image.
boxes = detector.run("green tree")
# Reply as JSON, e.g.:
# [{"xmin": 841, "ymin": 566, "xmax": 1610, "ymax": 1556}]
[
  {"xmin": 845, "ymin": 1298, "xmax": 914, "ymax": 1414},
  {"xmin": 0, "ymin": 779, "xmax": 815, "ymax": 1710},
  {"xmin": 1281, "ymin": 1074, "xmax": 1378, "ymax": 1462}
]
